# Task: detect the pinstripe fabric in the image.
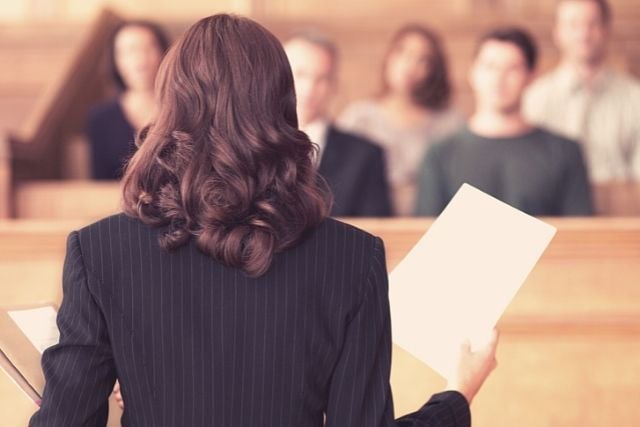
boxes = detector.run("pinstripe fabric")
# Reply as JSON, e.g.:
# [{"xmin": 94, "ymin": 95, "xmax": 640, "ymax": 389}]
[{"xmin": 29, "ymin": 213, "xmax": 470, "ymax": 427}]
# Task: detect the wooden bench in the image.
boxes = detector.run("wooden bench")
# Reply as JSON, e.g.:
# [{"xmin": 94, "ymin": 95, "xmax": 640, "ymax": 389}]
[
  {"xmin": 9, "ymin": 180, "xmax": 640, "ymax": 220},
  {"xmin": 1, "ymin": 217, "xmax": 639, "ymax": 426},
  {"xmin": 593, "ymin": 181, "xmax": 640, "ymax": 216},
  {"xmin": 13, "ymin": 180, "xmax": 121, "ymax": 220}
]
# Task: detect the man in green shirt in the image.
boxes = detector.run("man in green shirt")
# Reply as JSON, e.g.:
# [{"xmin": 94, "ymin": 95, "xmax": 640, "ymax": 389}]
[{"xmin": 415, "ymin": 27, "xmax": 593, "ymax": 217}]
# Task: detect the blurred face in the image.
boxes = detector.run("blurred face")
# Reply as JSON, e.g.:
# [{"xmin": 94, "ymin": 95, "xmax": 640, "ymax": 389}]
[
  {"xmin": 470, "ymin": 40, "xmax": 532, "ymax": 114},
  {"xmin": 284, "ymin": 39, "xmax": 336, "ymax": 126},
  {"xmin": 554, "ymin": 0, "xmax": 609, "ymax": 65},
  {"xmin": 384, "ymin": 32, "xmax": 432, "ymax": 96},
  {"xmin": 114, "ymin": 25, "xmax": 164, "ymax": 91}
]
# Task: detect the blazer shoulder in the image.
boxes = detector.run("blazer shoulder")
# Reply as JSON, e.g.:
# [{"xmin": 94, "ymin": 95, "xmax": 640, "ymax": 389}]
[
  {"xmin": 309, "ymin": 218, "xmax": 385, "ymax": 296},
  {"xmin": 75, "ymin": 213, "xmax": 149, "ymax": 254},
  {"xmin": 315, "ymin": 217, "xmax": 382, "ymax": 250},
  {"xmin": 87, "ymin": 98, "xmax": 122, "ymax": 126},
  {"xmin": 77, "ymin": 211, "xmax": 137, "ymax": 234}
]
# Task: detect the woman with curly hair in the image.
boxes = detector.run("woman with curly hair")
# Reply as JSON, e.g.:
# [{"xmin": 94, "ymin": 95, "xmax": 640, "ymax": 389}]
[
  {"xmin": 87, "ymin": 20, "xmax": 170, "ymax": 180},
  {"xmin": 30, "ymin": 14, "xmax": 496, "ymax": 427},
  {"xmin": 339, "ymin": 25, "xmax": 464, "ymax": 216}
]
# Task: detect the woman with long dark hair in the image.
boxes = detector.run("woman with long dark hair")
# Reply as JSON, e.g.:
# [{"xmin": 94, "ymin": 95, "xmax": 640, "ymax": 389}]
[
  {"xmin": 339, "ymin": 24, "xmax": 463, "ymax": 216},
  {"xmin": 30, "ymin": 14, "xmax": 496, "ymax": 426},
  {"xmin": 87, "ymin": 20, "xmax": 170, "ymax": 180}
]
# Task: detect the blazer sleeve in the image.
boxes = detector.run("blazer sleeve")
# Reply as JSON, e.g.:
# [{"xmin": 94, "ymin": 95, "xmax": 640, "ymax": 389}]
[
  {"xmin": 29, "ymin": 231, "xmax": 116, "ymax": 427},
  {"xmin": 324, "ymin": 237, "xmax": 471, "ymax": 427}
]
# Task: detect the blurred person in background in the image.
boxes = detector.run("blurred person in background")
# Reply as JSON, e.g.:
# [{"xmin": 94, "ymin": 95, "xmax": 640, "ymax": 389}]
[
  {"xmin": 338, "ymin": 24, "xmax": 463, "ymax": 216},
  {"xmin": 524, "ymin": 0, "xmax": 640, "ymax": 182},
  {"xmin": 416, "ymin": 27, "xmax": 593, "ymax": 217},
  {"xmin": 87, "ymin": 20, "xmax": 170, "ymax": 180},
  {"xmin": 284, "ymin": 31, "xmax": 392, "ymax": 217}
]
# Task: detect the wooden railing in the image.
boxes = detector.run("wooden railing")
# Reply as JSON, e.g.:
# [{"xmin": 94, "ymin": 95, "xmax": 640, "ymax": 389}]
[{"xmin": 7, "ymin": 180, "xmax": 640, "ymax": 220}]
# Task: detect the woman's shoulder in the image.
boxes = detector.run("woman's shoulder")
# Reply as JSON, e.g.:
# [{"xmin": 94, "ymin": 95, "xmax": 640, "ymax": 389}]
[
  {"xmin": 434, "ymin": 107, "xmax": 465, "ymax": 123},
  {"xmin": 429, "ymin": 108, "xmax": 466, "ymax": 135},
  {"xmin": 76, "ymin": 211, "xmax": 132, "ymax": 236},
  {"xmin": 316, "ymin": 217, "xmax": 379, "ymax": 242},
  {"xmin": 87, "ymin": 97, "xmax": 126, "ymax": 129},
  {"xmin": 88, "ymin": 97, "xmax": 121, "ymax": 118},
  {"xmin": 306, "ymin": 218, "xmax": 383, "ymax": 264},
  {"xmin": 337, "ymin": 99, "xmax": 381, "ymax": 126},
  {"xmin": 75, "ymin": 212, "xmax": 163, "ymax": 253},
  {"xmin": 68, "ymin": 213, "xmax": 146, "ymax": 276},
  {"xmin": 294, "ymin": 218, "xmax": 384, "ymax": 292}
]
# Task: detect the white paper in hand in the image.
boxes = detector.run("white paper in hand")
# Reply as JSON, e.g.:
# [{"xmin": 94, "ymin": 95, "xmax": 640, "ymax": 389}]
[{"xmin": 389, "ymin": 183, "xmax": 556, "ymax": 378}]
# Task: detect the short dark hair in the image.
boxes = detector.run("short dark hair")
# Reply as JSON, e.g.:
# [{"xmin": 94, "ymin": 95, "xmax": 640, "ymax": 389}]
[
  {"xmin": 381, "ymin": 24, "xmax": 452, "ymax": 111},
  {"xmin": 108, "ymin": 20, "xmax": 171, "ymax": 91},
  {"xmin": 476, "ymin": 27, "xmax": 538, "ymax": 71},
  {"xmin": 558, "ymin": 0, "xmax": 612, "ymax": 25}
]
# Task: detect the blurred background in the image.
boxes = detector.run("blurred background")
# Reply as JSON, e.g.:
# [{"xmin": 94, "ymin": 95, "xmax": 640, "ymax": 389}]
[{"xmin": 0, "ymin": 0, "xmax": 639, "ymax": 220}]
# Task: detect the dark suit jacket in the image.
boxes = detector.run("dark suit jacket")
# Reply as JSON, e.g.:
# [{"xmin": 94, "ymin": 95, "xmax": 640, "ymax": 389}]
[
  {"xmin": 30, "ymin": 213, "xmax": 470, "ymax": 426},
  {"xmin": 86, "ymin": 99, "xmax": 136, "ymax": 180},
  {"xmin": 318, "ymin": 126, "xmax": 393, "ymax": 217}
]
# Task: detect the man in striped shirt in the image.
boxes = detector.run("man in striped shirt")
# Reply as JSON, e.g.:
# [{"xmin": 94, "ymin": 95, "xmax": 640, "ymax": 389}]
[{"xmin": 524, "ymin": 0, "xmax": 640, "ymax": 182}]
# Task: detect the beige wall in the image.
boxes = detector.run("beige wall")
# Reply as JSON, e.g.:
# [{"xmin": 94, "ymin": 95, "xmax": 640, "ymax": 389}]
[
  {"xmin": 1, "ymin": 0, "xmax": 638, "ymax": 126},
  {"xmin": 0, "ymin": 0, "xmax": 252, "ymax": 23},
  {"xmin": 2, "ymin": 0, "xmax": 639, "ymax": 23}
]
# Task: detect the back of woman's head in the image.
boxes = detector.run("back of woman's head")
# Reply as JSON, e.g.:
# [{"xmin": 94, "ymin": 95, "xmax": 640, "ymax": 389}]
[{"xmin": 122, "ymin": 14, "xmax": 331, "ymax": 277}]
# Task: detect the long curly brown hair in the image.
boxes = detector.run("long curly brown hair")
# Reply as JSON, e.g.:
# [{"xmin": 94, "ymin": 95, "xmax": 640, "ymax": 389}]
[{"xmin": 121, "ymin": 14, "xmax": 331, "ymax": 277}]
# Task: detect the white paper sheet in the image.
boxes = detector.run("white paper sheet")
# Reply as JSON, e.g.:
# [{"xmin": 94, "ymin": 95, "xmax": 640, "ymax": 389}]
[
  {"xmin": 8, "ymin": 306, "xmax": 59, "ymax": 354},
  {"xmin": 389, "ymin": 183, "xmax": 556, "ymax": 378}
]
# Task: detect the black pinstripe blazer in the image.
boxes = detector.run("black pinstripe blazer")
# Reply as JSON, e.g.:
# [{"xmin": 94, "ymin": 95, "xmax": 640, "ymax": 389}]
[{"xmin": 29, "ymin": 213, "xmax": 470, "ymax": 426}]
